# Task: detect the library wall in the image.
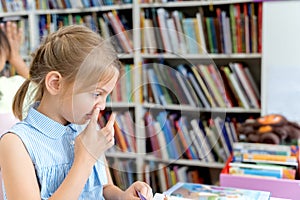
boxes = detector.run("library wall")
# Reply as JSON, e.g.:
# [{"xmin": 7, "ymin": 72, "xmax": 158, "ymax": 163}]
[{"xmin": 262, "ymin": 1, "xmax": 300, "ymax": 122}]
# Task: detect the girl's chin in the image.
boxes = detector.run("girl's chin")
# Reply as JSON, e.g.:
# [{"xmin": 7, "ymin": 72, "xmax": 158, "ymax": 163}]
[{"xmin": 71, "ymin": 116, "xmax": 90, "ymax": 125}]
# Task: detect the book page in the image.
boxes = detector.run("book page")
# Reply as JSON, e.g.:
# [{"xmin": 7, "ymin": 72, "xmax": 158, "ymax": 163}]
[{"xmin": 160, "ymin": 182, "xmax": 270, "ymax": 200}]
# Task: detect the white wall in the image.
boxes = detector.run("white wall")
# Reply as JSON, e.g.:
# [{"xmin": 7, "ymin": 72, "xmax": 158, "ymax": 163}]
[{"xmin": 262, "ymin": 0, "xmax": 300, "ymax": 122}]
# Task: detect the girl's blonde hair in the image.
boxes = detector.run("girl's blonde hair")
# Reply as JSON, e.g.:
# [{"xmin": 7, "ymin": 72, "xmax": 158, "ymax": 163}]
[{"xmin": 13, "ymin": 25, "xmax": 120, "ymax": 120}]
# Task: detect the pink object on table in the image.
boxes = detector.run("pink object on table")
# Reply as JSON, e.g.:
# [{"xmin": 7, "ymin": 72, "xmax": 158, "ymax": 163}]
[
  {"xmin": 220, "ymin": 173, "xmax": 300, "ymax": 200},
  {"xmin": 0, "ymin": 112, "xmax": 19, "ymax": 136}
]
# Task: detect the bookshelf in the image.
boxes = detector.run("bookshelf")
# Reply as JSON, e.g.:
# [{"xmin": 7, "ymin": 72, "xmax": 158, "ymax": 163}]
[{"xmin": 0, "ymin": 0, "xmax": 263, "ymax": 193}]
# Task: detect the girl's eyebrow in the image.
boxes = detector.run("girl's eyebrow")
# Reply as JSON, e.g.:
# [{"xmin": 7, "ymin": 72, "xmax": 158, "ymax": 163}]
[{"xmin": 96, "ymin": 87, "xmax": 108, "ymax": 93}]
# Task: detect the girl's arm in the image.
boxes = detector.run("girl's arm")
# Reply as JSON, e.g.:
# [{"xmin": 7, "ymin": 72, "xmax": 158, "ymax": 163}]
[
  {"xmin": 103, "ymin": 158, "xmax": 153, "ymax": 200},
  {"xmin": 0, "ymin": 133, "xmax": 95, "ymax": 200},
  {"xmin": 0, "ymin": 134, "xmax": 41, "ymax": 199},
  {"xmin": 0, "ymin": 108, "xmax": 115, "ymax": 200}
]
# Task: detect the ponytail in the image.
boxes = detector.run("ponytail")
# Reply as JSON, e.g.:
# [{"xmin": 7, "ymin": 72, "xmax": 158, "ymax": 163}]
[{"xmin": 12, "ymin": 79, "xmax": 30, "ymax": 120}]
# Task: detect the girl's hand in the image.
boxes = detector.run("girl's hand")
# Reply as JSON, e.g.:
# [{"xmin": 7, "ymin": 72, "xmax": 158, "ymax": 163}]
[
  {"xmin": 75, "ymin": 107, "xmax": 115, "ymax": 165},
  {"xmin": 123, "ymin": 181, "xmax": 153, "ymax": 200}
]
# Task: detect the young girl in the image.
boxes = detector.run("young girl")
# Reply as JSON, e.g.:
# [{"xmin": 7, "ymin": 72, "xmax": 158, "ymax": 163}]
[{"xmin": 0, "ymin": 25, "xmax": 153, "ymax": 200}]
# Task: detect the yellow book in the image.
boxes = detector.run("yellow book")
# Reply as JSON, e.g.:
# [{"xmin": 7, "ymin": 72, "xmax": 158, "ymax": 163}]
[{"xmin": 191, "ymin": 65, "xmax": 216, "ymax": 107}]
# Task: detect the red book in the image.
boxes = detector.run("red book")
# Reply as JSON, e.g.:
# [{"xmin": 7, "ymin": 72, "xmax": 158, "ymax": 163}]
[
  {"xmin": 144, "ymin": 111, "xmax": 162, "ymax": 158},
  {"xmin": 175, "ymin": 120, "xmax": 193, "ymax": 160}
]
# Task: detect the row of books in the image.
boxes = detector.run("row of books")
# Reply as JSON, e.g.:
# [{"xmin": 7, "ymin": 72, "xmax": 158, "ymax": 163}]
[
  {"xmin": 0, "ymin": 0, "xmax": 133, "ymax": 12},
  {"xmin": 228, "ymin": 142, "xmax": 299, "ymax": 180},
  {"xmin": 107, "ymin": 158, "xmax": 136, "ymax": 191},
  {"xmin": 0, "ymin": 0, "xmax": 28, "ymax": 12},
  {"xmin": 144, "ymin": 162, "xmax": 210, "ymax": 193},
  {"xmin": 141, "ymin": 2, "xmax": 262, "ymax": 54},
  {"xmin": 39, "ymin": 10, "xmax": 133, "ymax": 53},
  {"xmin": 36, "ymin": 0, "xmax": 132, "ymax": 10},
  {"xmin": 108, "ymin": 64, "xmax": 135, "ymax": 103},
  {"xmin": 143, "ymin": 61, "xmax": 260, "ymax": 109},
  {"xmin": 100, "ymin": 111, "xmax": 137, "ymax": 153},
  {"xmin": 144, "ymin": 111, "xmax": 240, "ymax": 163}
]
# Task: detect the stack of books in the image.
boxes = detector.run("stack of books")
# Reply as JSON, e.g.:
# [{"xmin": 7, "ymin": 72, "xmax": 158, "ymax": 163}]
[
  {"xmin": 229, "ymin": 142, "xmax": 299, "ymax": 180},
  {"xmin": 220, "ymin": 142, "xmax": 300, "ymax": 199}
]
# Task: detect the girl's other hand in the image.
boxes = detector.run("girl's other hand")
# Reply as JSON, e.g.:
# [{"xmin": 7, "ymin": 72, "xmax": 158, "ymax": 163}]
[
  {"xmin": 75, "ymin": 107, "xmax": 116, "ymax": 166},
  {"xmin": 123, "ymin": 181, "xmax": 153, "ymax": 200}
]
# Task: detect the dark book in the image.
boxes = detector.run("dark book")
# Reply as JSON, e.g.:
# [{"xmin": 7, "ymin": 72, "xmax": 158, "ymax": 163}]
[{"xmin": 151, "ymin": 8, "xmax": 164, "ymax": 53}]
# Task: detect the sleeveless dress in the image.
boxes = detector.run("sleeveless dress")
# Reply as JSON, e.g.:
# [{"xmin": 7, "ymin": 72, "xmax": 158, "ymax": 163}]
[{"xmin": 1, "ymin": 102, "xmax": 108, "ymax": 200}]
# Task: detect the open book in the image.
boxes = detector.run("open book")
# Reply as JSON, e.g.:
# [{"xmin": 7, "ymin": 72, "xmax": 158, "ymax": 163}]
[{"xmin": 153, "ymin": 182, "xmax": 271, "ymax": 200}]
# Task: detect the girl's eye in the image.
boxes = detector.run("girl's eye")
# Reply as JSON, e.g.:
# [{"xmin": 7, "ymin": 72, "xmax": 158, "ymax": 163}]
[{"xmin": 93, "ymin": 92, "xmax": 103, "ymax": 97}]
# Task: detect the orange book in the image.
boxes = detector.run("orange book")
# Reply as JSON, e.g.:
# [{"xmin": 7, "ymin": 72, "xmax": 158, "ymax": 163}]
[
  {"xmin": 114, "ymin": 122, "xmax": 128, "ymax": 152},
  {"xmin": 243, "ymin": 154, "xmax": 297, "ymax": 164},
  {"xmin": 235, "ymin": 4, "xmax": 243, "ymax": 53}
]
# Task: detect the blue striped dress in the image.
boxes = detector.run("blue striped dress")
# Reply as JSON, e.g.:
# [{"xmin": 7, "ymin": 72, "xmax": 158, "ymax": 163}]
[{"xmin": 1, "ymin": 102, "xmax": 108, "ymax": 200}]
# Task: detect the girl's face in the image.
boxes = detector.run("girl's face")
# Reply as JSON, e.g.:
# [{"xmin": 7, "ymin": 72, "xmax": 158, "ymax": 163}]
[{"xmin": 61, "ymin": 71, "xmax": 119, "ymax": 125}]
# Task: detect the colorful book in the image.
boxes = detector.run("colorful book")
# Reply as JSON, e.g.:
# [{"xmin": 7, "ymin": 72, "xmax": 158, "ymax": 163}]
[
  {"xmin": 157, "ymin": 182, "xmax": 271, "ymax": 199},
  {"xmin": 229, "ymin": 162, "xmax": 297, "ymax": 180}
]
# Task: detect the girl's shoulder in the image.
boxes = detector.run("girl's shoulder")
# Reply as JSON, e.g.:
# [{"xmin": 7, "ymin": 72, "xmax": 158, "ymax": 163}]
[{"xmin": 0, "ymin": 120, "xmax": 32, "ymax": 141}]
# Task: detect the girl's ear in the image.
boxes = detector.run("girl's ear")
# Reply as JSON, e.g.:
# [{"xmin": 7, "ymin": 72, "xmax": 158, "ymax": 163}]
[{"xmin": 45, "ymin": 71, "xmax": 63, "ymax": 95}]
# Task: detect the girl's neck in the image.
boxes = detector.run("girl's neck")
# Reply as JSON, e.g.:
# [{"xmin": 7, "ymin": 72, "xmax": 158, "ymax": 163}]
[{"xmin": 37, "ymin": 94, "xmax": 68, "ymax": 126}]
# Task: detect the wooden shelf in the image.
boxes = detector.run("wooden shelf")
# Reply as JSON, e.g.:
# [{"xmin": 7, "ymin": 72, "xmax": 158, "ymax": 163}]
[
  {"xmin": 106, "ymin": 152, "xmax": 138, "ymax": 159},
  {"xmin": 140, "ymin": 0, "xmax": 256, "ymax": 8},
  {"xmin": 142, "ymin": 103, "xmax": 261, "ymax": 113},
  {"xmin": 141, "ymin": 53, "xmax": 262, "ymax": 60},
  {"xmin": 34, "ymin": 4, "xmax": 133, "ymax": 15},
  {"xmin": 145, "ymin": 155, "xmax": 225, "ymax": 169}
]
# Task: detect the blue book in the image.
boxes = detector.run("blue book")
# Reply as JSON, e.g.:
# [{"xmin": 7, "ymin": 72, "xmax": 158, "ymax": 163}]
[
  {"xmin": 182, "ymin": 18, "xmax": 199, "ymax": 54},
  {"xmin": 91, "ymin": 0, "xmax": 101, "ymax": 6},
  {"xmin": 230, "ymin": 167, "xmax": 282, "ymax": 179},
  {"xmin": 81, "ymin": 0, "xmax": 91, "ymax": 7},
  {"xmin": 64, "ymin": 0, "xmax": 72, "ymax": 8},
  {"xmin": 209, "ymin": 17, "xmax": 219, "ymax": 53},
  {"xmin": 157, "ymin": 112, "xmax": 179, "ymax": 159},
  {"xmin": 147, "ymin": 68, "xmax": 167, "ymax": 105}
]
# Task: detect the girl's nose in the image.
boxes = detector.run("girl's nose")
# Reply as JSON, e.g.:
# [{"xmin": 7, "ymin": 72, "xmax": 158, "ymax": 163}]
[{"xmin": 95, "ymin": 102, "xmax": 105, "ymax": 111}]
